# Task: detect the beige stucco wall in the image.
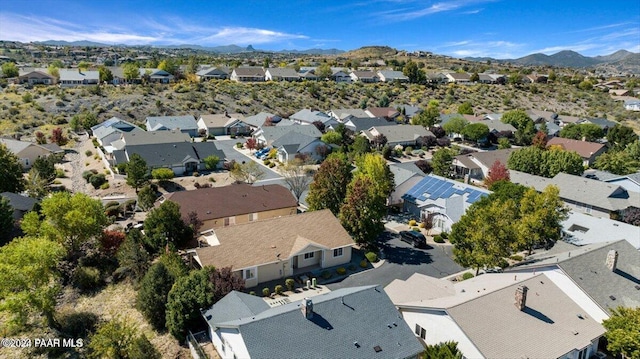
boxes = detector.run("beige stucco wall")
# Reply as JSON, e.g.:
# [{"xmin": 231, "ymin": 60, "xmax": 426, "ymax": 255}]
[
  {"xmin": 322, "ymin": 246, "xmax": 353, "ymax": 268},
  {"xmin": 200, "ymin": 206, "xmax": 298, "ymax": 230},
  {"xmin": 17, "ymin": 145, "xmax": 51, "ymax": 169},
  {"xmin": 257, "ymin": 261, "xmax": 285, "ymax": 284}
]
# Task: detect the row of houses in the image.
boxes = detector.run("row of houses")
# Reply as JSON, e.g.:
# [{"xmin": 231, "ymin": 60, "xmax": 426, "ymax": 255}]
[{"xmin": 13, "ymin": 67, "xmax": 175, "ymax": 87}]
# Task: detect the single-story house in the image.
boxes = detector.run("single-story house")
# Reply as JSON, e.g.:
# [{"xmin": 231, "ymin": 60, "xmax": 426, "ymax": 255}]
[
  {"xmin": 231, "ymin": 67, "xmax": 265, "ymax": 82},
  {"xmin": 387, "ymin": 273, "xmax": 605, "ymax": 359},
  {"xmin": 343, "ymin": 117, "xmax": 395, "ymax": 133},
  {"xmin": 377, "ymin": 70, "xmax": 409, "ymax": 82},
  {"xmin": 90, "ymin": 117, "xmax": 143, "ymax": 146},
  {"xmin": 254, "ymin": 125, "xmax": 322, "ymax": 147},
  {"xmin": 274, "ymin": 133, "xmax": 326, "ymax": 163},
  {"xmin": 193, "ymin": 209, "xmax": 355, "ymax": 288},
  {"xmin": 389, "ymin": 163, "xmax": 425, "ymax": 207},
  {"xmin": 0, "ymin": 192, "xmax": 39, "ymax": 221},
  {"xmin": 510, "ymin": 171, "xmax": 640, "ymax": 219},
  {"xmin": 397, "ymin": 105, "xmax": 423, "ymax": 120},
  {"xmin": 289, "ymin": 109, "xmax": 332, "ymax": 125},
  {"xmin": 624, "ymin": 99, "xmax": 640, "ymax": 111},
  {"xmin": 555, "ymin": 114, "xmax": 585, "ymax": 127},
  {"xmin": 583, "ymin": 118, "xmax": 618, "ymax": 132},
  {"xmin": 561, "ymin": 211, "xmax": 640, "ymax": 249},
  {"xmin": 445, "ymin": 72, "xmax": 471, "ymax": 84},
  {"xmin": 196, "ymin": 67, "xmax": 229, "ymax": 81},
  {"xmin": 402, "ymin": 174, "xmax": 491, "ymax": 232},
  {"xmin": 202, "ymin": 285, "xmax": 424, "ymax": 359},
  {"xmin": 349, "ymin": 70, "xmax": 378, "ymax": 83},
  {"xmin": 241, "ymin": 112, "xmax": 284, "ymax": 131},
  {"xmin": 0, "ymin": 138, "xmax": 60, "ymax": 170},
  {"xmin": 362, "ymin": 125, "xmax": 434, "ymax": 148},
  {"xmin": 264, "ymin": 67, "xmax": 300, "ymax": 81},
  {"xmin": 328, "ymin": 108, "xmax": 369, "ymax": 121},
  {"xmin": 426, "ymin": 72, "xmax": 448, "ymax": 83},
  {"xmin": 452, "ymin": 148, "xmax": 517, "ymax": 181},
  {"xmin": 16, "ymin": 69, "xmax": 56, "ymax": 85},
  {"xmin": 162, "ymin": 183, "xmax": 297, "ymax": 232},
  {"xmin": 331, "ymin": 68, "xmax": 352, "ymax": 82},
  {"xmin": 140, "ymin": 68, "xmax": 174, "ymax": 83},
  {"xmin": 58, "ymin": 69, "xmax": 99, "ymax": 87},
  {"xmin": 601, "ymin": 172, "xmax": 640, "ymax": 193},
  {"xmin": 197, "ymin": 113, "xmax": 249, "ymax": 137},
  {"xmin": 366, "ymin": 107, "xmax": 401, "ymax": 121},
  {"xmin": 145, "ymin": 115, "xmax": 199, "ymax": 137},
  {"xmin": 546, "ymin": 137, "xmax": 607, "ymax": 166},
  {"xmin": 117, "ymin": 141, "xmax": 225, "ymax": 175}
]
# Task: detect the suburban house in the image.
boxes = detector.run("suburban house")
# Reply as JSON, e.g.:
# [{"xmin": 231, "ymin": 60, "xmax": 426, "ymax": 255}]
[
  {"xmin": 16, "ymin": 69, "xmax": 57, "ymax": 85},
  {"xmin": 366, "ymin": 107, "xmax": 401, "ymax": 121},
  {"xmin": 289, "ymin": 109, "xmax": 333, "ymax": 125},
  {"xmin": 195, "ymin": 67, "xmax": 229, "ymax": 81},
  {"xmin": 508, "ymin": 240, "xmax": 640, "ymax": 319},
  {"xmin": 389, "ymin": 162, "xmax": 425, "ymax": 207},
  {"xmin": 510, "ymin": 171, "xmax": 640, "ymax": 219},
  {"xmin": 193, "ymin": 209, "xmax": 355, "ymax": 288},
  {"xmin": 555, "ymin": 114, "xmax": 585, "ymax": 127},
  {"xmin": 397, "ymin": 105, "xmax": 423, "ymax": 120},
  {"xmin": 230, "ymin": 67, "xmax": 265, "ymax": 82},
  {"xmin": 331, "ymin": 68, "xmax": 352, "ymax": 82},
  {"xmin": 197, "ymin": 113, "xmax": 249, "ymax": 137},
  {"xmin": 329, "ymin": 108, "xmax": 369, "ymax": 121},
  {"xmin": 104, "ymin": 130, "xmax": 191, "ymax": 159},
  {"xmin": 445, "ymin": 72, "xmax": 471, "ymax": 84},
  {"xmin": 386, "ymin": 273, "xmax": 605, "ymax": 359},
  {"xmin": 264, "ymin": 67, "xmax": 300, "ymax": 81},
  {"xmin": 546, "ymin": 137, "xmax": 607, "ymax": 166},
  {"xmin": 58, "ymin": 69, "xmax": 99, "ymax": 87},
  {"xmin": 241, "ymin": 112, "xmax": 286, "ymax": 131},
  {"xmin": 90, "ymin": 117, "xmax": 143, "ymax": 146},
  {"xmin": 583, "ymin": 117, "xmax": 618, "ymax": 133},
  {"xmin": 254, "ymin": 125, "xmax": 322, "ymax": 147},
  {"xmin": 0, "ymin": 192, "xmax": 39, "ymax": 221},
  {"xmin": 202, "ymin": 285, "xmax": 424, "ymax": 359},
  {"xmin": 162, "ymin": 183, "xmax": 297, "ymax": 232},
  {"xmin": 402, "ymin": 175, "xmax": 490, "ymax": 232},
  {"xmin": 452, "ymin": 148, "xmax": 517, "ymax": 181},
  {"xmin": 376, "ymin": 70, "xmax": 409, "ymax": 82},
  {"xmin": 115, "ymin": 141, "xmax": 225, "ymax": 175},
  {"xmin": 362, "ymin": 125, "xmax": 434, "ymax": 147},
  {"xmin": 582, "ymin": 169, "xmax": 640, "ymax": 193},
  {"xmin": 343, "ymin": 117, "xmax": 395, "ymax": 133},
  {"xmin": 426, "ymin": 72, "xmax": 448, "ymax": 83},
  {"xmin": 140, "ymin": 68, "xmax": 174, "ymax": 83},
  {"xmin": 561, "ymin": 211, "xmax": 640, "ymax": 249},
  {"xmin": 145, "ymin": 115, "xmax": 199, "ymax": 137},
  {"xmin": 0, "ymin": 138, "xmax": 61, "ymax": 170},
  {"xmin": 624, "ymin": 99, "xmax": 640, "ymax": 111},
  {"xmin": 274, "ymin": 132, "xmax": 326, "ymax": 163},
  {"xmin": 480, "ymin": 118, "xmax": 517, "ymax": 134},
  {"xmin": 349, "ymin": 70, "xmax": 378, "ymax": 83}
]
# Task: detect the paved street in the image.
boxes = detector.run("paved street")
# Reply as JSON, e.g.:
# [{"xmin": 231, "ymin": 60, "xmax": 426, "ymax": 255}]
[
  {"xmin": 214, "ymin": 138, "xmax": 282, "ymax": 180},
  {"xmin": 327, "ymin": 231, "xmax": 463, "ymax": 290}
]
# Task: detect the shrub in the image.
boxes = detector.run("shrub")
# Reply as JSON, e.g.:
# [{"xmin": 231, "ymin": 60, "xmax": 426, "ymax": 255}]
[
  {"xmin": 193, "ymin": 172, "xmax": 200, "ymax": 177},
  {"xmin": 56, "ymin": 310, "xmax": 100, "ymax": 338},
  {"xmin": 268, "ymin": 163, "xmax": 276, "ymax": 168},
  {"xmin": 249, "ymin": 291, "xmax": 256, "ymax": 296},
  {"xmin": 274, "ymin": 285, "xmax": 283, "ymax": 295},
  {"xmin": 236, "ymin": 142, "xmax": 242, "ymax": 148},
  {"xmin": 285, "ymin": 278, "xmax": 295, "ymax": 292},
  {"xmin": 55, "ymin": 168, "xmax": 66, "ymax": 178},
  {"xmin": 412, "ymin": 227, "xmax": 420, "ymax": 232},
  {"xmin": 100, "ymin": 182, "xmax": 110, "ymax": 190},
  {"xmin": 347, "ymin": 264, "xmax": 356, "ymax": 271},
  {"xmin": 73, "ymin": 266, "xmax": 102, "ymax": 291},
  {"xmin": 510, "ymin": 254, "xmax": 524, "ymax": 261},
  {"xmin": 408, "ymin": 219, "xmax": 417, "ymax": 226},
  {"xmin": 336, "ymin": 267, "xmax": 346, "ymax": 275},
  {"xmin": 440, "ymin": 232, "xmax": 449, "ymax": 239},
  {"xmin": 85, "ymin": 150, "xmax": 93, "ymax": 156},
  {"xmin": 90, "ymin": 173, "xmax": 107, "ymax": 189},
  {"xmin": 151, "ymin": 167, "xmax": 174, "ymax": 181},
  {"xmin": 91, "ymin": 138, "xmax": 100, "ymax": 148},
  {"xmin": 263, "ymin": 159, "xmax": 271, "ymax": 165},
  {"xmin": 462, "ymin": 272, "xmax": 474, "ymax": 280},
  {"xmin": 321, "ymin": 270, "xmax": 332, "ymax": 280},
  {"xmin": 359, "ymin": 260, "xmax": 368, "ymax": 268},
  {"xmin": 433, "ymin": 235, "xmax": 445, "ymax": 243},
  {"xmin": 419, "ymin": 222, "xmax": 425, "ymax": 228},
  {"xmin": 498, "ymin": 258, "xmax": 509, "ymax": 269},
  {"xmin": 82, "ymin": 170, "xmax": 95, "ymax": 182},
  {"xmin": 262, "ymin": 287, "xmax": 270, "ymax": 297},
  {"xmin": 365, "ymin": 252, "xmax": 378, "ymax": 263}
]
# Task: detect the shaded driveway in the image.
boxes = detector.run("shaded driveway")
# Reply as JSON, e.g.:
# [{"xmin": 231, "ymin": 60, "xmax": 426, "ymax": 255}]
[{"xmin": 327, "ymin": 231, "xmax": 463, "ymax": 290}]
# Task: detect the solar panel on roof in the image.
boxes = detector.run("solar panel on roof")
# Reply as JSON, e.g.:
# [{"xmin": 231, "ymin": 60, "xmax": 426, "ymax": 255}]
[{"xmin": 440, "ymin": 188, "xmax": 456, "ymax": 199}]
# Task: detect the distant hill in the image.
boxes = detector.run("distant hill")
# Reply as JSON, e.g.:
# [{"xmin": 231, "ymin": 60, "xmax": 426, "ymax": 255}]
[
  {"xmin": 343, "ymin": 46, "xmax": 398, "ymax": 58},
  {"xmin": 36, "ymin": 40, "xmax": 112, "ymax": 47},
  {"xmin": 465, "ymin": 49, "xmax": 640, "ymax": 73}
]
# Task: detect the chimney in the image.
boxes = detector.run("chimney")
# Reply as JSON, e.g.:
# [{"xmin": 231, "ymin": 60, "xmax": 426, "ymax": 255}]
[
  {"xmin": 514, "ymin": 285, "xmax": 528, "ymax": 311},
  {"xmin": 301, "ymin": 298, "xmax": 313, "ymax": 319},
  {"xmin": 605, "ymin": 250, "xmax": 618, "ymax": 271}
]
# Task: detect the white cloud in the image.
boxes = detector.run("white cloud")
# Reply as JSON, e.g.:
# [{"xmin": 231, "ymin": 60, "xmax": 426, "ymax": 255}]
[
  {"xmin": 379, "ymin": 0, "xmax": 496, "ymax": 21},
  {"xmin": 436, "ymin": 39, "xmax": 524, "ymax": 58},
  {"xmin": 198, "ymin": 27, "xmax": 308, "ymax": 45}
]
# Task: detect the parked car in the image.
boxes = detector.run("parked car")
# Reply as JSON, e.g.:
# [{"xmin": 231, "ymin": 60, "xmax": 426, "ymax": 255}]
[{"xmin": 399, "ymin": 231, "xmax": 428, "ymax": 249}]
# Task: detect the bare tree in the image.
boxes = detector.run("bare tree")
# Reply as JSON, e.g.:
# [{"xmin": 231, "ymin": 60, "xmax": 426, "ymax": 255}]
[
  {"xmin": 230, "ymin": 161, "xmax": 265, "ymax": 184},
  {"xmin": 281, "ymin": 158, "xmax": 314, "ymax": 203}
]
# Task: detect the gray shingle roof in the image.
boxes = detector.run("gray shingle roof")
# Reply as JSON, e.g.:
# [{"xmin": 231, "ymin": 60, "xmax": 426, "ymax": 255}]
[
  {"xmin": 120, "ymin": 130, "xmax": 191, "ymax": 147},
  {"xmin": 207, "ymin": 286, "xmax": 423, "ymax": 359},
  {"xmin": 242, "ymin": 112, "xmax": 281, "ymax": 128},
  {"xmin": 259, "ymin": 125, "xmax": 322, "ymax": 144},
  {"xmin": 0, "ymin": 192, "xmax": 39, "ymax": 212},
  {"xmin": 363, "ymin": 125, "xmax": 434, "ymax": 145},
  {"xmin": 345, "ymin": 117, "xmax": 394, "ymax": 132},
  {"xmin": 145, "ymin": 115, "xmax": 198, "ymax": 132},
  {"xmin": 272, "ymin": 132, "xmax": 318, "ymax": 152},
  {"xmin": 289, "ymin": 109, "xmax": 331, "ymax": 124},
  {"xmin": 121, "ymin": 142, "xmax": 224, "ymax": 167},
  {"xmin": 202, "ymin": 291, "xmax": 270, "ymax": 326}
]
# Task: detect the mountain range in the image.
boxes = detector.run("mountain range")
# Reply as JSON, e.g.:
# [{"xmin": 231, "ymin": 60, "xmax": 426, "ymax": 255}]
[{"xmin": 465, "ymin": 50, "xmax": 640, "ymax": 70}]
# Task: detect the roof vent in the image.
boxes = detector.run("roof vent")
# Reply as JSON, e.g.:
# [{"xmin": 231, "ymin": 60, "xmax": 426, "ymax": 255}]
[
  {"xmin": 577, "ymin": 314, "xmax": 584, "ymax": 320},
  {"xmin": 374, "ymin": 345, "xmax": 382, "ymax": 353},
  {"xmin": 609, "ymin": 295, "xmax": 616, "ymax": 301},
  {"xmin": 635, "ymin": 285, "xmax": 640, "ymax": 290},
  {"xmin": 354, "ymin": 342, "xmax": 360, "ymax": 348}
]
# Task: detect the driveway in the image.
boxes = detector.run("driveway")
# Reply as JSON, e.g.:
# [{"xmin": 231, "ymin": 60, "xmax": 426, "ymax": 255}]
[
  {"xmin": 327, "ymin": 231, "xmax": 463, "ymax": 290},
  {"xmin": 213, "ymin": 139, "xmax": 282, "ymax": 181}
]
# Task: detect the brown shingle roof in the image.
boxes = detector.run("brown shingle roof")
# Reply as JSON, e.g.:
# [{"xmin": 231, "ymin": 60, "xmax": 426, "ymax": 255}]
[
  {"xmin": 546, "ymin": 137, "xmax": 605, "ymax": 159},
  {"xmin": 163, "ymin": 184, "xmax": 297, "ymax": 222},
  {"xmin": 195, "ymin": 209, "xmax": 354, "ymax": 269}
]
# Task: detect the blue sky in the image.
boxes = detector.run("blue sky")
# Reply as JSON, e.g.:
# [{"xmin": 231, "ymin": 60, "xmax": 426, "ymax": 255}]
[{"xmin": 1, "ymin": 0, "xmax": 638, "ymax": 58}]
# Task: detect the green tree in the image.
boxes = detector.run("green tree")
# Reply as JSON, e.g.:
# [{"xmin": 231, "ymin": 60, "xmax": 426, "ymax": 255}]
[
  {"xmin": 507, "ymin": 146, "xmax": 544, "ymax": 175},
  {"xmin": 350, "ymin": 135, "xmax": 371, "ymax": 155},
  {"xmin": 151, "ymin": 167, "xmax": 174, "ymax": 181},
  {"xmin": 424, "ymin": 341, "xmax": 463, "ymax": 359},
  {"xmin": 166, "ymin": 267, "xmax": 215, "ymax": 341},
  {"xmin": 450, "ymin": 199, "xmax": 518, "ymax": 275},
  {"xmin": 321, "ymin": 131, "xmax": 342, "ymax": 145},
  {"xmin": 457, "ymin": 102, "xmax": 473, "ymax": 115},
  {"xmin": 501, "ymin": 110, "xmax": 532, "ymax": 130},
  {"xmin": 411, "ymin": 100, "xmax": 440, "ymax": 128},
  {"xmin": 32, "ymin": 154, "xmax": 59, "ymax": 183},
  {"xmin": 25, "ymin": 192, "xmax": 108, "ymax": 253},
  {"xmin": 122, "ymin": 63, "xmax": 140, "ymax": 81},
  {"xmin": 0, "ymin": 196, "xmax": 13, "ymax": 242},
  {"xmin": 88, "ymin": 316, "xmax": 161, "ymax": 359},
  {"xmin": 1, "ymin": 62, "xmax": 19, "ymax": 78},
  {"xmin": 47, "ymin": 64, "xmax": 60, "ymax": 79},
  {"xmin": 316, "ymin": 63, "xmax": 332, "ymax": 79},
  {"xmin": 403, "ymin": 60, "xmax": 425, "ymax": 83},
  {"xmin": 137, "ymin": 185, "xmax": 157, "ymax": 211},
  {"xmin": 602, "ymin": 306, "xmax": 640, "ymax": 359},
  {"xmin": 339, "ymin": 175, "xmax": 386, "ymax": 246},
  {"xmin": 137, "ymin": 262, "xmax": 175, "ymax": 330},
  {"xmin": 354, "ymin": 153, "xmax": 394, "ymax": 198},
  {"xmin": 432, "ymin": 148, "xmax": 455, "ymax": 177},
  {"xmin": 158, "ymin": 252, "xmax": 189, "ymax": 280},
  {"xmin": 185, "ymin": 56, "xmax": 199, "ymax": 75},
  {"xmin": 0, "ymin": 143, "xmax": 25, "ymax": 193},
  {"xmin": 0, "ymin": 237, "xmax": 65, "ymax": 332},
  {"xmin": 608, "ymin": 124, "xmax": 638, "ymax": 151},
  {"xmin": 125, "ymin": 154, "xmax": 149, "ymax": 193},
  {"xmin": 580, "ymin": 123, "xmax": 604, "ymax": 142},
  {"xmin": 516, "ymin": 186, "xmax": 568, "ymax": 254},
  {"xmin": 442, "ymin": 116, "xmax": 468, "ymax": 137},
  {"xmin": 594, "ymin": 151, "xmax": 640, "ymax": 175},
  {"xmin": 544, "ymin": 147, "xmax": 584, "ymax": 177},
  {"xmin": 461, "ymin": 123, "xmax": 490, "ymax": 143},
  {"xmin": 559, "ymin": 123, "xmax": 582, "ymax": 140},
  {"xmin": 203, "ymin": 155, "xmax": 220, "ymax": 170},
  {"xmin": 98, "ymin": 65, "xmax": 113, "ymax": 83},
  {"xmin": 307, "ymin": 154, "xmax": 352, "ymax": 216},
  {"xmin": 25, "ymin": 168, "xmax": 50, "ymax": 199},
  {"xmin": 157, "ymin": 59, "xmax": 178, "ymax": 75},
  {"xmin": 143, "ymin": 200, "xmax": 191, "ymax": 253},
  {"xmin": 116, "ymin": 229, "xmax": 151, "ymax": 283}
]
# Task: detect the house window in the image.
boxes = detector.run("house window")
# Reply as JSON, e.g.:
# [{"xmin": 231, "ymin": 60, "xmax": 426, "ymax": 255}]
[
  {"xmin": 248, "ymin": 213, "xmax": 257, "ymax": 221},
  {"xmin": 243, "ymin": 268, "xmax": 255, "ymax": 280},
  {"xmin": 414, "ymin": 324, "xmax": 426, "ymax": 339},
  {"xmin": 584, "ymin": 205, "xmax": 592, "ymax": 214},
  {"xmin": 333, "ymin": 248, "xmax": 343, "ymax": 257},
  {"xmin": 304, "ymin": 252, "xmax": 315, "ymax": 259},
  {"xmin": 578, "ymin": 347, "xmax": 588, "ymax": 359},
  {"xmin": 224, "ymin": 217, "xmax": 235, "ymax": 226}
]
